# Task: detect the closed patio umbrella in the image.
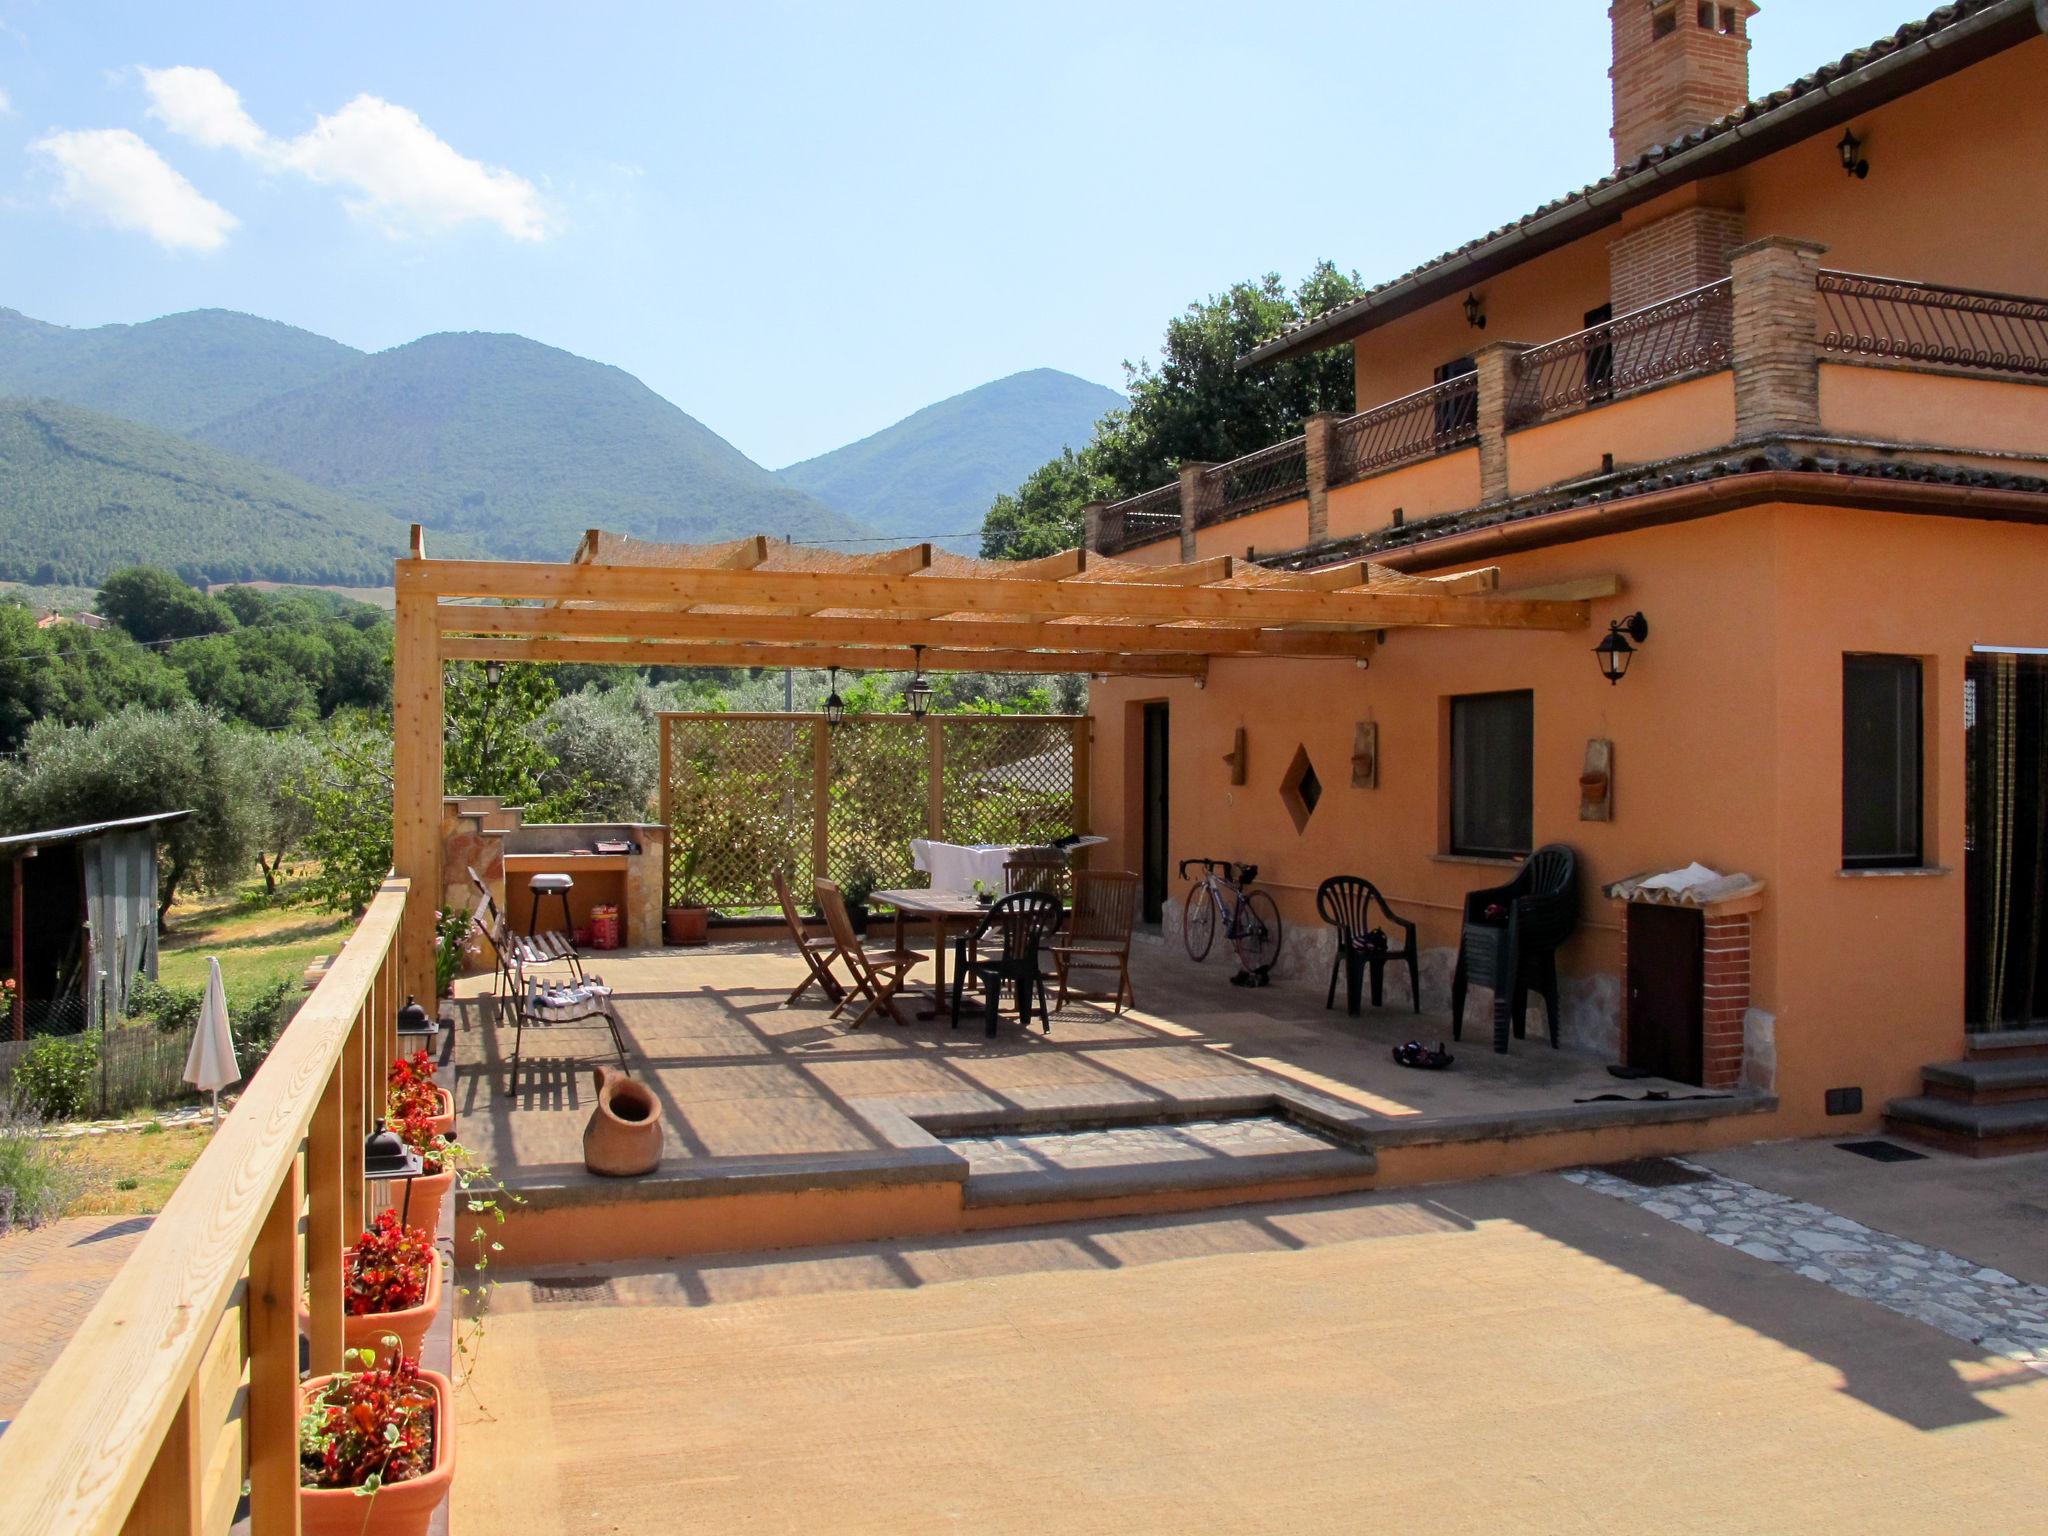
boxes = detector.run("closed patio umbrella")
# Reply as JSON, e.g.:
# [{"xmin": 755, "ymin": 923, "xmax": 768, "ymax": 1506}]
[{"xmin": 182, "ymin": 957, "xmax": 240, "ymax": 1127}]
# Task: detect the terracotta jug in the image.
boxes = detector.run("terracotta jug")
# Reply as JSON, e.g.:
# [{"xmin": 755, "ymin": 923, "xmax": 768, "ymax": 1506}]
[{"xmin": 582, "ymin": 1067, "xmax": 664, "ymax": 1177}]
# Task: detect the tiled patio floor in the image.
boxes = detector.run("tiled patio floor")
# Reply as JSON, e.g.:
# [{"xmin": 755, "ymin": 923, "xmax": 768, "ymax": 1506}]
[{"xmin": 450, "ymin": 935, "xmax": 1708, "ymax": 1188}]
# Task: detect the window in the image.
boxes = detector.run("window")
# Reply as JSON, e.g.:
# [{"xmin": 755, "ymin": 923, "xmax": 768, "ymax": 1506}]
[
  {"xmin": 1652, "ymin": 5, "xmax": 1678, "ymax": 39},
  {"xmin": 1450, "ymin": 691, "xmax": 1534, "ymax": 859},
  {"xmin": 1583, "ymin": 304, "xmax": 1615, "ymax": 400},
  {"xmin": 1843, "ymin": 654, "xmax": 1924, "ymax": 868},
  {"xmin": 1696, "ymin": 2, "xmax": 1715, "ymax": 27},
  {"xmin": 1718, "ymin": 5, "xmax": 1742, "ymax": 35},
  {"xmin": 1434, "ymin": 356, "xmax": 1478, "ymax": 441}
]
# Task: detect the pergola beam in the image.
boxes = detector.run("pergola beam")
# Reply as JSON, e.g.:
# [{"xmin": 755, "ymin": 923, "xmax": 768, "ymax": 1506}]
[
  {"xmin": 400, "ymin": 560, "xmax": 1589, "ymax": 631},
  {"xmin": 439, "ymin": 635, "xmax": 1208, "ymax": 677}
]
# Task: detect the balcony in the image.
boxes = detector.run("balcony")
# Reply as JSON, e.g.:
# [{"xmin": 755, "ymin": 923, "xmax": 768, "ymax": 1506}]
[{"xmin": 1093, "ymin": 254, "xmax": 2048, "ymax": 562}]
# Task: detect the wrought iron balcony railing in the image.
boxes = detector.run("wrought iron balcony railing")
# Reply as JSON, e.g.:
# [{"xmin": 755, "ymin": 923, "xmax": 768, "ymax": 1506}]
[
  {"xmin": 1508, "ymin": 279, "xmax": 1734, "ymax": 429},
  {"xmin": 1818, "ymin": 269, "xmax": 2048, "ymax": 378},
  {"xmin": 1198, "ymin": 434, "xmax": 1308, "ymax": 521},
  {"xmin": 1328, "ymin": 374, "xmax": 1480, "ymax": 487}
]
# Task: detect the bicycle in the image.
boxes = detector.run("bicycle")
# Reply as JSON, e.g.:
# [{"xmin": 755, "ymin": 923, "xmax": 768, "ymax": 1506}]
[{"xmin": 1178, "ymin": 858, "xmax": 1284, "ymax": 977}]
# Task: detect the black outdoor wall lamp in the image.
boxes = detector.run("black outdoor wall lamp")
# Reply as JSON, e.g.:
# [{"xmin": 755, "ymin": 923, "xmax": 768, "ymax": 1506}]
[
  {"xmin": 822, "ymin": 665, "xmax": 845, "ymax": 727},
  {"xmin": 1594, "ymin": 612, "xmax": 1650, "ymax": 685},
  {"xmin": 1837, "ymin": 127, "xmax": 1869, "ymax": 180},
  {"xmin": 483, "ymin": 659, "xmax": 505, "ymax": 688},
  {"xmin": 905, "ymin": 645, "xmax": 933, "ymax": 720},
  {"xmin": 1463, "ymin": 292, "xmax": 1488, "ymax": 330}
]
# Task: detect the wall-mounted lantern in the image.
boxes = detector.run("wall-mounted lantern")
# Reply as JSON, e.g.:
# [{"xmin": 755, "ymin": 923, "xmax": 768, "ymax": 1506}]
[
  {"xmin": 1837, "ymin": 127, "xmax": 1869, "ymax": 180},
  {"xmin": 822, "ymin": 665, "xmax": 845, "ymax": 727},
  {"xmin": 905, "ymin": 646, "xmax": 933, "ymax": 720},
  {"xmin": 1463, "ymin": 292, "xmax": 1488, "ymax": 330},
  {"xmin": 483, "ymin": 659, "xmax": 506, "ymax": 688},
  {"xmin": 1593, "ymin": 612, "xmax": 1650, "ymax": 685}
]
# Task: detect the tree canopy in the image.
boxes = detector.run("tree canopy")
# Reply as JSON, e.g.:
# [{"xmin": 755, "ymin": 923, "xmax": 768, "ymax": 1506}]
[{"xmin": 979, "ymin": 262, "xmax": 1365, "ymax": 560}]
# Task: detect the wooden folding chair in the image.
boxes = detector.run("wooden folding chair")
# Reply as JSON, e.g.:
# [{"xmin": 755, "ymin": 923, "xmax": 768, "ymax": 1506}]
[
  {"xmin": 773, "ymin": 868, "xmax": 845, "ymax": 1006},
  {"xmin": 1052, "ymin": 870, "xmax": 1140, "ymax": 1014},
  {"xmin": 816, "ymin": 878, "xmax": 923, "ymax": 1029}
]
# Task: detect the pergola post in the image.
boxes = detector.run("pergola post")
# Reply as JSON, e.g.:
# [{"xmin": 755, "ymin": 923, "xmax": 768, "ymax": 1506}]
[{"xmin": 392, "ymin": 530, "xmax": 444, "ymax": 1012}]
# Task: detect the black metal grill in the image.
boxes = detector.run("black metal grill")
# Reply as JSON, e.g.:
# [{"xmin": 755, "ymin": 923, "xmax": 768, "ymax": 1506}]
[
  {"xmin": 1818, "ymin": 269, "xmax": 2048, "ymax": 378},
  {"xmin": 1509, "ymin": 280, "xmax": 1734, "ymax": 428},
  {"xmin": 1328, "ymin": 376, "xmax": 1480, "ymax": 486},
  {"xmin": 1196, "ymin": 435, "xmax": 1308, "ymax": 524},
  {"xmin": 1096, "ymin": 482, "xmax": 1181, "ymax": 555}
]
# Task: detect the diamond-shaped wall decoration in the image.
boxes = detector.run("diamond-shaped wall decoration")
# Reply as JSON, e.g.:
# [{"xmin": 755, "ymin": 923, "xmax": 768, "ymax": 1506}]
[{"xmin": 1280, "ymin": 745, "xmax": 1322, "ymax": 834}]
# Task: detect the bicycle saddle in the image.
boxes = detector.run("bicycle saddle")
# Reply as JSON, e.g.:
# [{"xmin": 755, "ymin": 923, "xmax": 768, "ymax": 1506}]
[{"xmin": 1238, "ymin": 863, "xmax": 1259, "ymax": 884}]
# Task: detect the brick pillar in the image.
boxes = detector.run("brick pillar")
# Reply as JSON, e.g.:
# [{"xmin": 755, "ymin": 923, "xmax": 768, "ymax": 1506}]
[
  {"xmin": 1176, "ymin": 463, "xmax": 1213, "ymax": 561},
  {"xmin": 1731, "ymin": 235, "xmax": 1827, "ymax": 440},
  {"xmin": 1473, "ymin": 343, "xmax": 1530, "ymax": 505},
  {"xmin": 1080, "ymin": 500, "xmax": 1108, "ymax": 555},
  {"xmin": 1701, "ymin": 911, "xmax": 1753, "ymax": 1090},
  {"xmin": 1302, "ymin": 412, "xmax": 1339, "ymax": 548}
]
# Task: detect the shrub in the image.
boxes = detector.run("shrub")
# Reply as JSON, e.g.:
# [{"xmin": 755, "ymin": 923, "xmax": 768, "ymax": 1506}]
[
  {"xmin": 12, "ymin": 1033, "xmax": 99, "ymax": 1120},
  {"xmin": 128, "ymin": 977, "xmax": 203, "ymax": 1035},
  {"xmin": 0, "ymin": 1096, "xmax": 83, "ymax": 1230},
  {"xmin": 232, "ymin": 976, "xmax": 301, "ymax": 1075}
]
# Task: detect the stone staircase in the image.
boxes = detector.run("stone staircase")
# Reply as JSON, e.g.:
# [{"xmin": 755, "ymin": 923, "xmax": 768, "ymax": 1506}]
[{"xmin": 1884, "ymin": 1028, "xmax": 2048, "ymax": 1156}]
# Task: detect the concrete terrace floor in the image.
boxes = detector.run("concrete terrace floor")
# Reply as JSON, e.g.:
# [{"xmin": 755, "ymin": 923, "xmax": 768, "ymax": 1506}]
[
  {"xmin": 456, "ymin": 1154, "xmax": 2048, "ymax": 1535},
  {"xmin": 449, "ymin": 935, "xmax": 1697, "ymax": 1183}
]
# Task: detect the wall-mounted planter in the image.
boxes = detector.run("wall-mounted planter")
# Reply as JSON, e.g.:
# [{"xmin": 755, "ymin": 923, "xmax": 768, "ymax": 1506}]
[
  {"xmin": 1351, "ymin": 722, "xmax": 1378, "ymax": 789},
  {"xmin": 1580, "ymin": 739, "xmax": 1614, "ymax": 821}
]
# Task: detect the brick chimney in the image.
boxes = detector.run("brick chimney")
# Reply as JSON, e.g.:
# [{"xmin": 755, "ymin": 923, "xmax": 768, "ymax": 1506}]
[{"xmin": 1610, "ymin": 0, "xmax": 1759, "ymax": 167}]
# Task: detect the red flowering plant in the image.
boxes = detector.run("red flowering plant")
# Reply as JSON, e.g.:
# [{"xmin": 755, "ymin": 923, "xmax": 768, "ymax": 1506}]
[
  {"xmin": 392, "ymin": 1105, "xmax": 450, "ymax": 1176},
  {"xmin": 344, "ymin": 1210, "xmax": 436, "ymax": 1317},
  {"xmin": 299, "ymin": 1344, "xmax": 437, "ymax": 1493},
  {"xmin": 387, "ymin": 1048, "xmax": 440, "ymax": 1123}
]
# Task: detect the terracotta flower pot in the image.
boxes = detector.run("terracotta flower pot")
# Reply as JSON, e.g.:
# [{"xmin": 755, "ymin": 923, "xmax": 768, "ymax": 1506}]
[
  {"xmin": 387, "ymin": 1165, "xmax": 455, "ymax": 1239},
  {"xmin": 1578, "ymin": 773, "xmax": 1610, "ymax": 804},
  {"xmin": 583, "ymin": 1066, "xmax": 664, "ymax": 1177},
  {"xmin": 342, "ymin": 1246, "xmax": 444, "ymax": 1360},
  {"xmin": 423, "ymin": 1087, "xmax": 454, "ymax": 1138},
  {"xmin": 299, "ymin": 1368, "xmax": 455, "ymax": 1536},
  {"xmin": 665, "ymin": 904, "xmax": 710, "ymax": 946}
]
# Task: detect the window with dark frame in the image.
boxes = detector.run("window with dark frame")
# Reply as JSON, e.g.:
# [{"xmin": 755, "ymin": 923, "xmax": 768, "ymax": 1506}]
[
  {"xmin": 1842, "ymin": 654, "xmax": 1925, "ymax": 869},
  {"xmin": 1450, "ymin": 691, "xmax": 1534, "ymax": 859}
]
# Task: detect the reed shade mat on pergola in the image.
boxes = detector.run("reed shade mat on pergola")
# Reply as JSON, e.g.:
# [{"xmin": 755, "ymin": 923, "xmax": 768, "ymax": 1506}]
[
  {"xmin": 391, "ymin": 526, "xmax": 1598, "ymax": 994},
  {"xmin": 425, "ymin": 529, "xmax": 1595, "ymax": 676}
]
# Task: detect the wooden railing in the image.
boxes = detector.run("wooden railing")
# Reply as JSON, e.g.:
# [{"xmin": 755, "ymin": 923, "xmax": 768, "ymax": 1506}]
[{"xmin": 0, "ymin": 879, "xmax": 412, "ymax": 1536}]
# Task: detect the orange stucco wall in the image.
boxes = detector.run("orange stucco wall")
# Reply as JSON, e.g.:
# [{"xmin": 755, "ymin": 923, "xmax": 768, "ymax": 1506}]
[
  {"xmin": 1819, "ymin": 363, "xmax": 2048, "ymax": 460},
  {"xmin": 1089, "ymin": 500, "xmax": 2048, "ymax": 1140},
  {"xmin": 1507, "ymin": 371, "xmax": 1737, "ymax": 497}
]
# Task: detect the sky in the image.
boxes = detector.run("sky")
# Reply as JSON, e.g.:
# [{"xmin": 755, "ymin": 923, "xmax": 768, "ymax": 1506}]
[{"xmin": 0, "ymin": 1, "xmax": 1919, "ymax": 469}]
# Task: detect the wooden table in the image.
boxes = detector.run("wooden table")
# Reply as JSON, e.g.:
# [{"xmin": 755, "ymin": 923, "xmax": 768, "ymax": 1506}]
[{"xmin": 871, "ymin": 888, "xmax": 988, "ymax": 1021}]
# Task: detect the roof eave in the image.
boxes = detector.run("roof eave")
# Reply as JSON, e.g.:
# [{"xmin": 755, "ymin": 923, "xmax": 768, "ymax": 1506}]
[{"xmin": 1238, "ymin": 0, "xmax": 2044, "ymax": 370}]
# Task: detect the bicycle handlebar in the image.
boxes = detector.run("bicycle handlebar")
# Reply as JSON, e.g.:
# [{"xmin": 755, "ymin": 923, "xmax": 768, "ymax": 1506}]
[{"xmin": 1179, "ymin": 858, "xmax": 1259, "ymax": 885}]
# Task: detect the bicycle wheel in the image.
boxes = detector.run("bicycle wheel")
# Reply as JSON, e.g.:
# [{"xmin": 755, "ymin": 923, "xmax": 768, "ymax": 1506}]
[
  {"xmin": 1237, "ymin": 890, "xmax": 1284, "ymax": 971},
  {"xmin": 1183, "ymin": 883, "xmax": 1217, "ymax": 961}
]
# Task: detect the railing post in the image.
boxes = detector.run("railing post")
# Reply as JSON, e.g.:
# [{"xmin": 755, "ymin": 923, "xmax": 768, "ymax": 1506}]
[
  {"xmin": 810, "ymin": 720, "xmax": 831, "ymax": 882},
  {"xmin": 1080, "ymin": 501, "xmax": 1108, "ymax": 555},
  {"xmin": 392, "ymin": 556, "xmax": 444, "ymax": 1026},
  {"xmin": 121, "ymin": 1379, "xmax": 202, "ymax": 1536},
  {"xmin": 1302, "ymin": 413, "xmax": 1339, "ymax": 548},
  {"xmin": 1474, "ymin": 343, "xmax": 1531, "ymax": 504},
  {"xmin": 925, "ymin": 718, "xmax": 944, "ymax": 838},
  {"xmin": 306, "ymin": 1066, "xmax": 345, "ymax": 1377},
  {"xmin": 1731, "ymin": 235, "xmax": 1828, "ymax": 439},
  {"xmin": 1070, "ymin": 718, "xmax": 1091, "ymax": 848},
  {"xmin": 248, "ymin": 1161, "xmax": 305, "ymax": 1536},
  {"xmin": 658, "ymin": 715, "xmax": 674, "ymax": 908},
  {"xmin": 1175, "ymin": 463, "xmax": 1213, "ymax": 561},
  {"xmin": 342, "ymin": 1007, "xmax": 365, "ymax": 1240}
]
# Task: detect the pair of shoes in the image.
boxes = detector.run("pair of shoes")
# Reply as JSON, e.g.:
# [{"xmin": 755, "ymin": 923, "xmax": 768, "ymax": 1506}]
[
  {"xmin": 1228, "ymin": 965, "xmax": 1274, "ymax": 989},
  {"xmin": 1392, "ymin": 1040, "xmax": 1454, "ymax": 1071}
]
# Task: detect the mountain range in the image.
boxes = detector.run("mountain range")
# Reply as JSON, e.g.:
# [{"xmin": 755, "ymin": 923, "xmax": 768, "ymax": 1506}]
[{"xmin": 0, "ymin": 305, "xmax": 1120, "ymax": 586}]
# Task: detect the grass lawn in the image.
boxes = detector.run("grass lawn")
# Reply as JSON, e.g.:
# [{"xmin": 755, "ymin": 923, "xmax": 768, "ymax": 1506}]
[
  {"xmin": 60, "ymin": 1124, "xmax": 214, "ymax": 1217},
  {"xmin": 156, "ymin": 877, "xmax": 352, "ymax": 1003}
]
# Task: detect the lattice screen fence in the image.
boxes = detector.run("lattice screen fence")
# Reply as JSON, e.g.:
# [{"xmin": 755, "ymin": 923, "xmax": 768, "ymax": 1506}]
[{"xmin": 661, "ymin": 713, "xmax": 1085, "ymax": 911}]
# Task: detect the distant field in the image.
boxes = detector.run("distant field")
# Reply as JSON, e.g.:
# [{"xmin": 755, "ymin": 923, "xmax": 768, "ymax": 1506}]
[{"xmin": 158, "ymin": 879, "xmax": 353, "ymax": 1001}]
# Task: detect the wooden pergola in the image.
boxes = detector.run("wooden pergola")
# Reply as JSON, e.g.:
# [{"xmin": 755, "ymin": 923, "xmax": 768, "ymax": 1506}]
[{"xmin": 391, "ymin": 529, "xmax": 1601, "ymax": 986}]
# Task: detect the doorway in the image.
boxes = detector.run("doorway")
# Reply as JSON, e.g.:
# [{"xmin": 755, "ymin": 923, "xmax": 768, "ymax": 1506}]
[
  {"xmin": 1967, "ymin": 652, "xmax": 2048, "ymax": 1030},
  {"xmin": 1141, "ymin": 703, "xmax": 1170, "ymax": 925}
]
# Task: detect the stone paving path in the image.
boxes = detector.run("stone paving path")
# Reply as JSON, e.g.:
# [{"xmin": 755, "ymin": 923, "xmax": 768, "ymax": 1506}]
[
  {"xmin": 944, "ymin": 1115, "xmax": 1339, "ymax": 1177},
  {"xmin": 1565, "ymin": 1159, "xmax": 2048, "ymax": 1377},
  {"xmin": 0, "ymin": 1215, "xmax": 154, "ymax": 1429}
]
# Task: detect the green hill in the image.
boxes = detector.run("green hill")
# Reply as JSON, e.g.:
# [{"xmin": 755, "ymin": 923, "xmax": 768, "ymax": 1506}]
[
  {"xmin": 774, "ymin": 369, "xmax": 1125, "ymax": 550},
  {"xmin": 0, "ymin": 308, "xmax": 362, "ymax": 434},
  {"xmin": 0, "ymin": 398, "xmax": 448, "ymax": 586},
  {"xmin": 194, "ymin": 331, "xmax": 872, "ymax": 560}
]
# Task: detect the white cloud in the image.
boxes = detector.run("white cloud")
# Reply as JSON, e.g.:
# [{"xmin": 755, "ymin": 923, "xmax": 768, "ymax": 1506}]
[
  {"xmin": 0, "ymin": 87, "xmax": 13, "ymax": 118},
  {"xmin": 140, "ymin": 65, "xmax": 550, "ymax": 242},
  {"xmin": 32, "ymin": 128, "xmax": 237, "ymax": 251}
]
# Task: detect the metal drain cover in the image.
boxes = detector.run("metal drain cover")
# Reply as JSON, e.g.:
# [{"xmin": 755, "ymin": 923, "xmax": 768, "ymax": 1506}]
[
  {"xmin": 1594, "ymin": 1157, "xmax": 1714, "ymax": 1188},
  {"xmin": 530, "ymin": 1275, "xmax": 617, "ymax": 1304},
  {"xmin": 1835, "ymin": 1140, "xmax": 1929, "ymax": 1163}
]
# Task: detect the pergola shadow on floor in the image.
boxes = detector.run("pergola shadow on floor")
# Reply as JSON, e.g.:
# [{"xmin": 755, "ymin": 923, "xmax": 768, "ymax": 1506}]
[{"xmin": 449, "ymin": 938, "xmax": 1769, "ymax": 1248}]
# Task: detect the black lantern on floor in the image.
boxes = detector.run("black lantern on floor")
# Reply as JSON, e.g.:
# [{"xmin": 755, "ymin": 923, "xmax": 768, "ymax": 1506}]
[
  {"xmin": 1837, "ymin": 127, "xmax": 1869, "ymax": 179},
  {"xmin": 1593, "ymin": 612, "xmax": 1650, "ymax": 685},
  {"xmin": 822, "ymin": 666, "xmax": 845, "ymax": 728},
  {"xmin": 396, "ymin": 994, "xmax": 438, "ymax": 1040},
  {"xmin": 1463, "ymin": 292, "xmax": 1487, "ymax": 330},
  {"xmin": 905, "ymin": 645, "xmax": 933, "ymax": 720}
]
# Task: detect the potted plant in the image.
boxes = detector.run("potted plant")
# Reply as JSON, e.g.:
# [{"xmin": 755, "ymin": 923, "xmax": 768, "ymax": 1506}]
[
  {"xmin": 391, "ymin": 1108, "xmax": 458, "ymax": 1236},
  {"xmin": 840, "ymin": 862, "xmax": 880, "ymax": 935},
  {"xmin": 664, "ymin": 847, "xmax": 711, "ymax": 946},
  {"xmin": 432, "ymin": 909, "xmax": 471, "ymax": 999},
  {"xmin": 299, "ymin": 1345, "xmax": 455, "ymax": 1536},
  {"xmin": 341, "ymin": 1210, "xmax": 444, "ymax": 1358},
  {"xmin": 388, "ymin": 1049, "xmax": 453, "ymax": 1136}
]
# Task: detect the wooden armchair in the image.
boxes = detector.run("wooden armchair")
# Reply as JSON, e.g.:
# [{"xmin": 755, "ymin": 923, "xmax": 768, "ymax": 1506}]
[
  {"xmin": 772, "ymin": 868, "xmax": 845, "ymax": 1007},
  {"xmin": 1051, "ymin": 870, "xmax": 1139, "ymax": 1014}
]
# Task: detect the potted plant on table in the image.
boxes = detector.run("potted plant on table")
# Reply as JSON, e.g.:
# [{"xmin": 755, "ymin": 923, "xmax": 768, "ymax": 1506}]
[
  {"xmin": 664, "ymin": 847, "xmax": 711, "ymax": 946},
  {"xmin": 299, "ymin": 1344, "xmax": 455, "ymax": 1536}
]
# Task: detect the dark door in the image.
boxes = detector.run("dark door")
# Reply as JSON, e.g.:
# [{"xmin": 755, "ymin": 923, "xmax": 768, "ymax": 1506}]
[
  {"xmin": 1627, "ymin": 904, "xmax": 1704, "ymax": 1084},
  {"xmin": 1141, "ymin": 703, "xmax": 1170, "ymax": 925},
  {"xmin": 1966, "ymin": 652, "xmax": 2048, "ymax": 1029},
  {"xmin": 1583, "ymin": 304, "xmax": 1615, "ymax": 400},
  {"xmin": 1433, "ymin": 356, "xmax": 1478, "ymax": 440}
]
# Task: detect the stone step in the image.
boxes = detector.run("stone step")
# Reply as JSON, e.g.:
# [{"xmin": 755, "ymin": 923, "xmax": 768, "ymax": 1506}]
[
  {"xmin": 1883, "ymin": 1094, "xmax": 2048, "ymax": 1157},
  {"xmin": 453, "ymin": 795, "xmax": 503, "ymax": 816},
  {"xmin": 481, "ymin": 807, "xmax": 524, "ymax": 834},
  {"xmin": 1922, "ymin": 1056, "xmax": 2048, "ymax": 1104},
  {"xmin": 1965, "ymin": 1026, "xmax": 2048, "ymax": 1061}
]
